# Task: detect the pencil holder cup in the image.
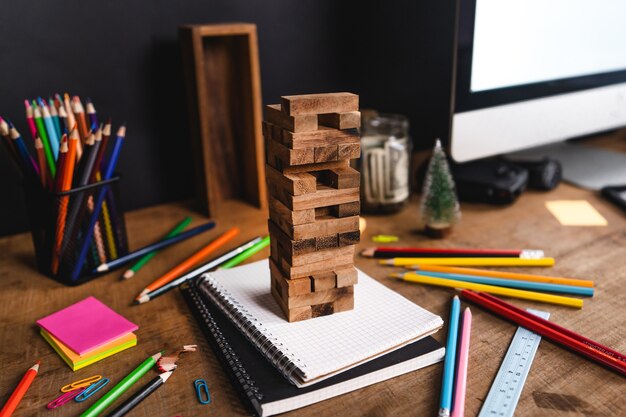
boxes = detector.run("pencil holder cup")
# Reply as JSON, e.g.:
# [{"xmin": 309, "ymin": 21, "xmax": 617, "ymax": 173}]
[{"xmin": 23, "ymin": 176, "xmax": 129, "ymax": 285}]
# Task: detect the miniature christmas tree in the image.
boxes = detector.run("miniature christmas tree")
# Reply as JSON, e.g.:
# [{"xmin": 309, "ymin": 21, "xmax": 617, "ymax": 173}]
[{"xmin": 419, "ymin": 139, "xmax": 460, "ymax": 237}]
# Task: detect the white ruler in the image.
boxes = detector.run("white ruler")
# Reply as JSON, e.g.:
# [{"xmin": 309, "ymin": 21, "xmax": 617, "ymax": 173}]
[{"xmin": 478, "ymin": 309, "xmax": 550, "ymax": 417}]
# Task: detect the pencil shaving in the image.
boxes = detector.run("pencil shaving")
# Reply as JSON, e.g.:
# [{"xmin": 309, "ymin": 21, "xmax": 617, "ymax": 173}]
[{"xmin": 156, "ymin": 345, "xmax": 198, "ymax": 372}]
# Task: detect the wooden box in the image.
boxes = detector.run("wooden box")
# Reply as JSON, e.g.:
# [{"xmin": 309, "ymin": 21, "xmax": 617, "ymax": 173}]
[{"xmin": 179, "ymin": 23, "xmax": 267, "ymax": 216}]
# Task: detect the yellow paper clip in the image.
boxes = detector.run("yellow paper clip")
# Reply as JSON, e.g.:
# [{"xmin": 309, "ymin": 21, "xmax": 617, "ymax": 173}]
[{"xmin": 60, "ymin": 375, "xmax": 103, "ymax": 392}]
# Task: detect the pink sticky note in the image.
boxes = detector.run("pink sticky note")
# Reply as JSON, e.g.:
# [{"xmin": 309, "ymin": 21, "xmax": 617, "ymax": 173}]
[{"xmin": 36, "ymin": 296, "xmax": 138, "ymax": 355}]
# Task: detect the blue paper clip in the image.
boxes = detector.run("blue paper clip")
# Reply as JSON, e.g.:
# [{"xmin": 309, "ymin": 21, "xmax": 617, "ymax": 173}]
[
  {"xmin": 194, "ymin": 379, "xmax": 211, "ymax": 404},
  {"xmin": 75, "ymin": 378, "xmax": 110, "ymax": 402}
]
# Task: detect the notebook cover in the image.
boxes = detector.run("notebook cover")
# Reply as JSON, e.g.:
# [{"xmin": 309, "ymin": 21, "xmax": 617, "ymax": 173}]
[
  {"xmin": 181, "ymin": 279, "xmax": 444, "ymax": 417},
  {"xmin": 199, "ymin": 260, "xmax": 444, "ymax": 386},
  {"xmin": 40, "ymin": 329, "xmax": 137, "ymax": 371},
  {"xmin": 36, "ymin": 296, "xmax": 138, "ymax": 355}
]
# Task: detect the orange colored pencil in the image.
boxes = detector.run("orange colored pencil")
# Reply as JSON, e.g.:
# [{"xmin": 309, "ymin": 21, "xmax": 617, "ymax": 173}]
[
  {"xmin": 411, "ymin": 264, "xmax": 594, "ymax": 288},
  {"xmin": 0, "ymin": 361, "xmax": 40, "ymax": 417},
  {"xmin": 137, "ymin": 227, "xmax": 240, "ymax": 297},
  {"xmin": 51, "ymin": 130, "xmax": 78, "ymax": 274}
]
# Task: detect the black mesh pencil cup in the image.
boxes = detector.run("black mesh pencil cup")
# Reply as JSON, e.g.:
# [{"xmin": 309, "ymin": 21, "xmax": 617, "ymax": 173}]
[{"xmin": 24, "ymin": 176, "xmax": 129, "ymax": 285}]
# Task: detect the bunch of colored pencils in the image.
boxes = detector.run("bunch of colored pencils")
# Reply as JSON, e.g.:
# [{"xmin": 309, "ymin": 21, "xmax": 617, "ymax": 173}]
[
  {"xmin": 375, "ymin": 246, "xmax": 594, "ymax": 308},
  {"xmin": 0, "ymin": 95, "xmax": 128, "ymax": 281}
]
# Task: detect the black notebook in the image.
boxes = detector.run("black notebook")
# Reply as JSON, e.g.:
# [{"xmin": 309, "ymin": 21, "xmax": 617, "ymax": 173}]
[{"xmin": 181, "ymin": 277, "xmax": 444, "ymax": 417}]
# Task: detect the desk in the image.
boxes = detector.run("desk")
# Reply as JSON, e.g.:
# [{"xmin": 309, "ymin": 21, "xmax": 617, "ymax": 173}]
[{"xmin": 1, "ymin": 150, "xmax": 625, "ymax": 416}]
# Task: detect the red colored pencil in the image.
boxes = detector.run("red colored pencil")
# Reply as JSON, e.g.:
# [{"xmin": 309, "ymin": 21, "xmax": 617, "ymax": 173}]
[
  {"xmin": 460, "ymin": 290, "xmax": 626, "ymax": 376},
  {"xmin": 0, "ymin": 361, "xmax": 40, "ymax": 417},
  {"xmin": 361, "ymin": 247, "xmax": 544, "ymax": 259}
]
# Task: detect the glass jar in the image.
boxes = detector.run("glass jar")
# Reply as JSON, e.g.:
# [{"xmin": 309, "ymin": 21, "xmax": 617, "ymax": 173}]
[{"xmin": 359, "ymin": 113, "xmax": 411, "ymax": 213}]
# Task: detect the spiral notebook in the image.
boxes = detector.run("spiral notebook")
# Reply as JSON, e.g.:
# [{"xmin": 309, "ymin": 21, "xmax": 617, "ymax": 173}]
[
  {"xmin": 181, "ymin": 277, "xmax": 444, "ymax": 417},
  {"xmin": 197, "ymin": 259, "xmax": 444, "ymax": 387}
]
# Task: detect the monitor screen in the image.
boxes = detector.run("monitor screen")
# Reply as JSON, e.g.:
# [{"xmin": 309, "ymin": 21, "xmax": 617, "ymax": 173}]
[{"xmin": 471, "ymin": 0, "xmax": 626, "ymax": 93}]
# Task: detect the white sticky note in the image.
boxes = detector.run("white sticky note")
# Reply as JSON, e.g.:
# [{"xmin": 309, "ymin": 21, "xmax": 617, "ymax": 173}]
[{"xmin": 545, "ymin": 200, "xmax": 608, "ymax": 226}]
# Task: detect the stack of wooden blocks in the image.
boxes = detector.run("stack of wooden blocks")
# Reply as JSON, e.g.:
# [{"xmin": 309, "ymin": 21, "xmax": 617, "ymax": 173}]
[{"xmin": 264, "ymin": 93, "xmax": 361, "ymax": 322}]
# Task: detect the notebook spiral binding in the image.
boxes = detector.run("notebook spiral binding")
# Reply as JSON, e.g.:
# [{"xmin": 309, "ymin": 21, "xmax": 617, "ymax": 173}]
[
  {"xmin": 181, "ymin": 279, "xmax": 263, "ymax": 404},
  {"xmin": 199, "ymin": 275, "xmax": 306, "ymax": 381}
]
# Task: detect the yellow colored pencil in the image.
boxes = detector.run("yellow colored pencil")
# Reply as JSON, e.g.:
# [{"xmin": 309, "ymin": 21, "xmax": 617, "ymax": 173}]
[
  {"xmin": 411, "ymin": 264, "xmax": 593, "ymax": 288},
  {"xmin": 391, "ymin": 272, "xmax": 583, "ymax": 308},
  {"xmin": 381, "ymin": 257, "xmax": 555, "ymax": 267}
]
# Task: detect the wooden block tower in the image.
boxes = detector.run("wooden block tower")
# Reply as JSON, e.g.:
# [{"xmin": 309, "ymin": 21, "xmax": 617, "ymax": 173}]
[{"xmin": 264, "ymin": 93, "xmax": 361, "ymax": 322}]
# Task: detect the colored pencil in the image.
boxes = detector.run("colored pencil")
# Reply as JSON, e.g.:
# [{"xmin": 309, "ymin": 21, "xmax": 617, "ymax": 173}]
[
  {"xmin": 24, "ymin": 100, "xmax": 39, "ymax": 141},
  {"xmin": 79, "ymin": 352, "xmax": 162, "ymax": 417},
  {"xmin": 51, "ymin": 130, "xmax": 82, "ymax": 274},
  {"xmin": 135, "ymin": 236, "xmax": 263, "ymax": 304},
  {"xmin": 91, "ymin": 120, "xmax": 111, "ymax": 181},
  {"xmin": 48, "ymin": 98, "xmax": 63, "ymax": 139},
  {"xmin": 410, "ymin": 264, "xmax": 594, "ymax": 288},
  {"xmin": 450, "ymin": 307, "xmax": 472, "ymax": 417},
  {"xmin": 438, "ymin": 296, "xmax": 460, "ymax": 417},
  {"xmin": 361, "ymin": 247, "xmax": 544, "ymax": 259},
  {"xmin": 414, "ymin": 271, "xmax": 594, "ymax": 297},
  {"xmin": 63, "ymin": 93, "xmax": 82, "ymax": 158},
  {"xmin": 0, "ymin": 360, "xmax": 40, "ymax": 417},
  {"xmin": 32, "ymin": 104, "xmax": 56, "ymax": 176},
  {"xmin": 392, "ymin": 272, "xmax": 583, "ymax": 308},
  {"xmin": 460, "ymin": 290, "xmax": 626, "ymax": 376},
  {"xmin": 34, "ymin": 137, "xmax": 49, "ymax": 188},
  {"xmin": 72, "ymin": 96, "xmax": 89, "ymax": 142},
  {"xmin": 71, "ymin": 125, "xmax": 126, "ymax": 280},
  {"xmin": 138, "ymin": 226, "xmax": 240, "ymax": 296},
  {"xmin": 39, "ymin": 97, "xmax": 60, "ymax": 159},
  {"xmin": 57, "ymin": 103, "xmax": 69, "ymax": 135},
  {"xmin": 94, "ymin": 220, "xmax": 216, "ymax": 273},
  {"xmin": 219, "ymin": 235, "xmax": 270, "ymax": 269},
  {"xmin": 381, "ymin": 257, "xmax": 555, "ymax": 267},
  {"xmin": 123, "ymin": 216, "xmax": 193, "ymax": 279},
  {"xmin": 8, "ymin": 123, "xmax": 39, "ymax": 177},
  {"xmin": 104, "ymin": 371, "xmax": 173, "ymax": 417},
  {"xmin": 0, "ymin": 117, "xmax": 18, "ymax": 159},
  {"xmin": 86, "ymin": 98, "xmax": 98, "ymax": 130}
]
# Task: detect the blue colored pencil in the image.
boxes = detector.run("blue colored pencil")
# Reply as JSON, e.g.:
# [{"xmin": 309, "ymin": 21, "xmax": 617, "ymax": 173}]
[
  {"xmin": 416, "ymin": 271, "xmax": 594, "ymax": 297},
  {"xmin": 70, "ymin": 125, "xmax": 126, "ymax": 280},
  {"xmin": 439, "ymin": 295, "xmax": 460, "ymax": 417},
  {"xmin": 39, "ymin": 98, "xmax": 60, "ymax": 160},
  {"xmin": 93, "ymin": 221, "xmax": 216, "ymax": 274},
  {"xmin": 48, "ymin": 98, "xmax": 63, "ymax": 140}
]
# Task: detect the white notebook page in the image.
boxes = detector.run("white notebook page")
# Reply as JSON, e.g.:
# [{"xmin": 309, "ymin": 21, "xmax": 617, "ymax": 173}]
[{"xmin": 201, "ymin": 259, "xmax": 443, "ymax": 385}]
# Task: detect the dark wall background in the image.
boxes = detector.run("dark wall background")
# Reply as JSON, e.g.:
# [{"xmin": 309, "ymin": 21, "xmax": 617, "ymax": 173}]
[{"xmin": 0, "ymin": 0, "xmax": 456, "ymax": 236}]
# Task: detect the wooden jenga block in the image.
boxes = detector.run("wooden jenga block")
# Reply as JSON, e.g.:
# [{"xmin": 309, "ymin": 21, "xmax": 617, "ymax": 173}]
[
  {"xmin": 268, "ymin": 220, "xmax": 316, "ymax": 256},
  {"xmin": 271, "ymin": 159, "xmax": 350, "ymax": 175},
  {"xmin": 269, "ymin": 184, "xmax": 359, "ymax": 211},
  {"xmin": 281, "ymin": 254, "xmax": 354, "ymax": 279},
  {"xmin": 322, "ymin": 166, "xmax": 360, "ymax": 189},
  {"xmin": 282, "ymin": 285, "xmax": 354, "ymax": 309},
  {"xmin": 269, "ymin": 196, "xmax": 315, "ymax": 225},
  {"xmin": 318, "ymin": 111, "xmax": 361, "ymax": 130},
  {"xmin": 333, "ymin": 292, "xmax": 354, "ymax": 312},
  {"xmin": 338, "ymin": 142, "xmax": 361, "ymax": 160},
  {"xmin": 311, "ymin": 272, "xmax": 337, "ymax": 292},
  {"xmin": 282, "ymin": 127, "xmax": 359, "ymax": 149},
  {"xmin": 330, "ymin": 201, "xmax": 361, "ymax": 217},
  {"xmin": 270, "ymin": 259, "xmax": 311, "ymax": 296},
  {"xmin": 267, "ymin": 138, "xmax": 314, "ymax": 166},
  {"xmin": 315, "ymin": 234, "xmax": 338, "ymax": 250},
  {"xmin": 335, "ymin": 267, "xmax": 358, "ymax": 287},
  {"xmin": 284, "ymin": 245, "xmax": 355, "ymax": 267},
  {"xmin": 311, "ymin": 302, "xmax": 335, "ymax": 317},
  {"xmin": 338, "ymin": 230, "xmax": 360, "ymax": 246},
  {"xmin": 314, "ymin": 145, "xmax": 339, "ymax": 163},
  {"xmin": 281, "ymin": 93, "xmax": 359, "ymax": 116},
  {"xmin": 265, "ymin": 104, "xmax": 318, "ymax": 132},
  {"xmin": 265, "ymin": 164, "xmax": 317, "ymax": 196},
  {"xmin": 288, "ymin": 216, "xmax": 359, "ymax": 240},
  {"xmin": 271, "ymin": 287, "xmax": 312, "ymax": 322}
]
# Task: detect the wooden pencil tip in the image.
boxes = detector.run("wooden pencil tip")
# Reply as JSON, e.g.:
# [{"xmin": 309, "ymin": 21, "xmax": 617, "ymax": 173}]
[
  {"xmin": 123, "ymin": 270, "xmax": 134, "ymax": 279},
  {"xmin": 116, "ymin": 125, "xmax": 126, "ymax": 137},
  {"xmin": 360, "ymin": 247, "xmax": 375, "ymax": 258}
]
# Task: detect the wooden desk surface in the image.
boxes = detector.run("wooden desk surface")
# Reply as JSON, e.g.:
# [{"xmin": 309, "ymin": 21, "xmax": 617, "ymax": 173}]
[{"xmin": 1, "ymin": 160, "xmax": 626, "ymax": 416}]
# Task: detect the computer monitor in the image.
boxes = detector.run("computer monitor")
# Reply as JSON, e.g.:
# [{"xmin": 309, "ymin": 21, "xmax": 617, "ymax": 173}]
[{"xmin": 451, "ymin": 0, "xmax": 626, "ymax": 188}]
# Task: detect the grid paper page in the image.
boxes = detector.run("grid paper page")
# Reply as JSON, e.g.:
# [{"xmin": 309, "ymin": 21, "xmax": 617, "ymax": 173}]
[{"xmin": 201, "ymin": 259, "xmax": 443, "ymax": 384}]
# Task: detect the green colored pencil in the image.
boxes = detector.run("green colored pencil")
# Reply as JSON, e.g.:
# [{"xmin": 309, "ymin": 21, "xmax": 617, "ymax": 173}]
[
  {"xmin": 79, "ymin": 352, "xmax": 161, "ymax": 417},
  {"xmin": 122, "ymin": 216, "xmax": 193, "ymax": 279},
  {"xmin": 33, "ymin": 103, "xmax": 56, "ymax": 177},
  {"xmin": 219, "ymin": 235, "xmax": 270, "ymax": 269}
]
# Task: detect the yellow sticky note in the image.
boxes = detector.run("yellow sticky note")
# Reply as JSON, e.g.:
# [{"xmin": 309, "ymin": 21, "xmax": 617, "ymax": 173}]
[{"xmin": 545, "ymin": 200, "xmax": 608, "ymax": 226}]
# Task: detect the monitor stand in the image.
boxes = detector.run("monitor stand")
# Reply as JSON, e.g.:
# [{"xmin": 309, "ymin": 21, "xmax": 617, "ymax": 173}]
[{"xmin": 505, "ymin": 141, "xmax": 626, "ymax": 190}]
